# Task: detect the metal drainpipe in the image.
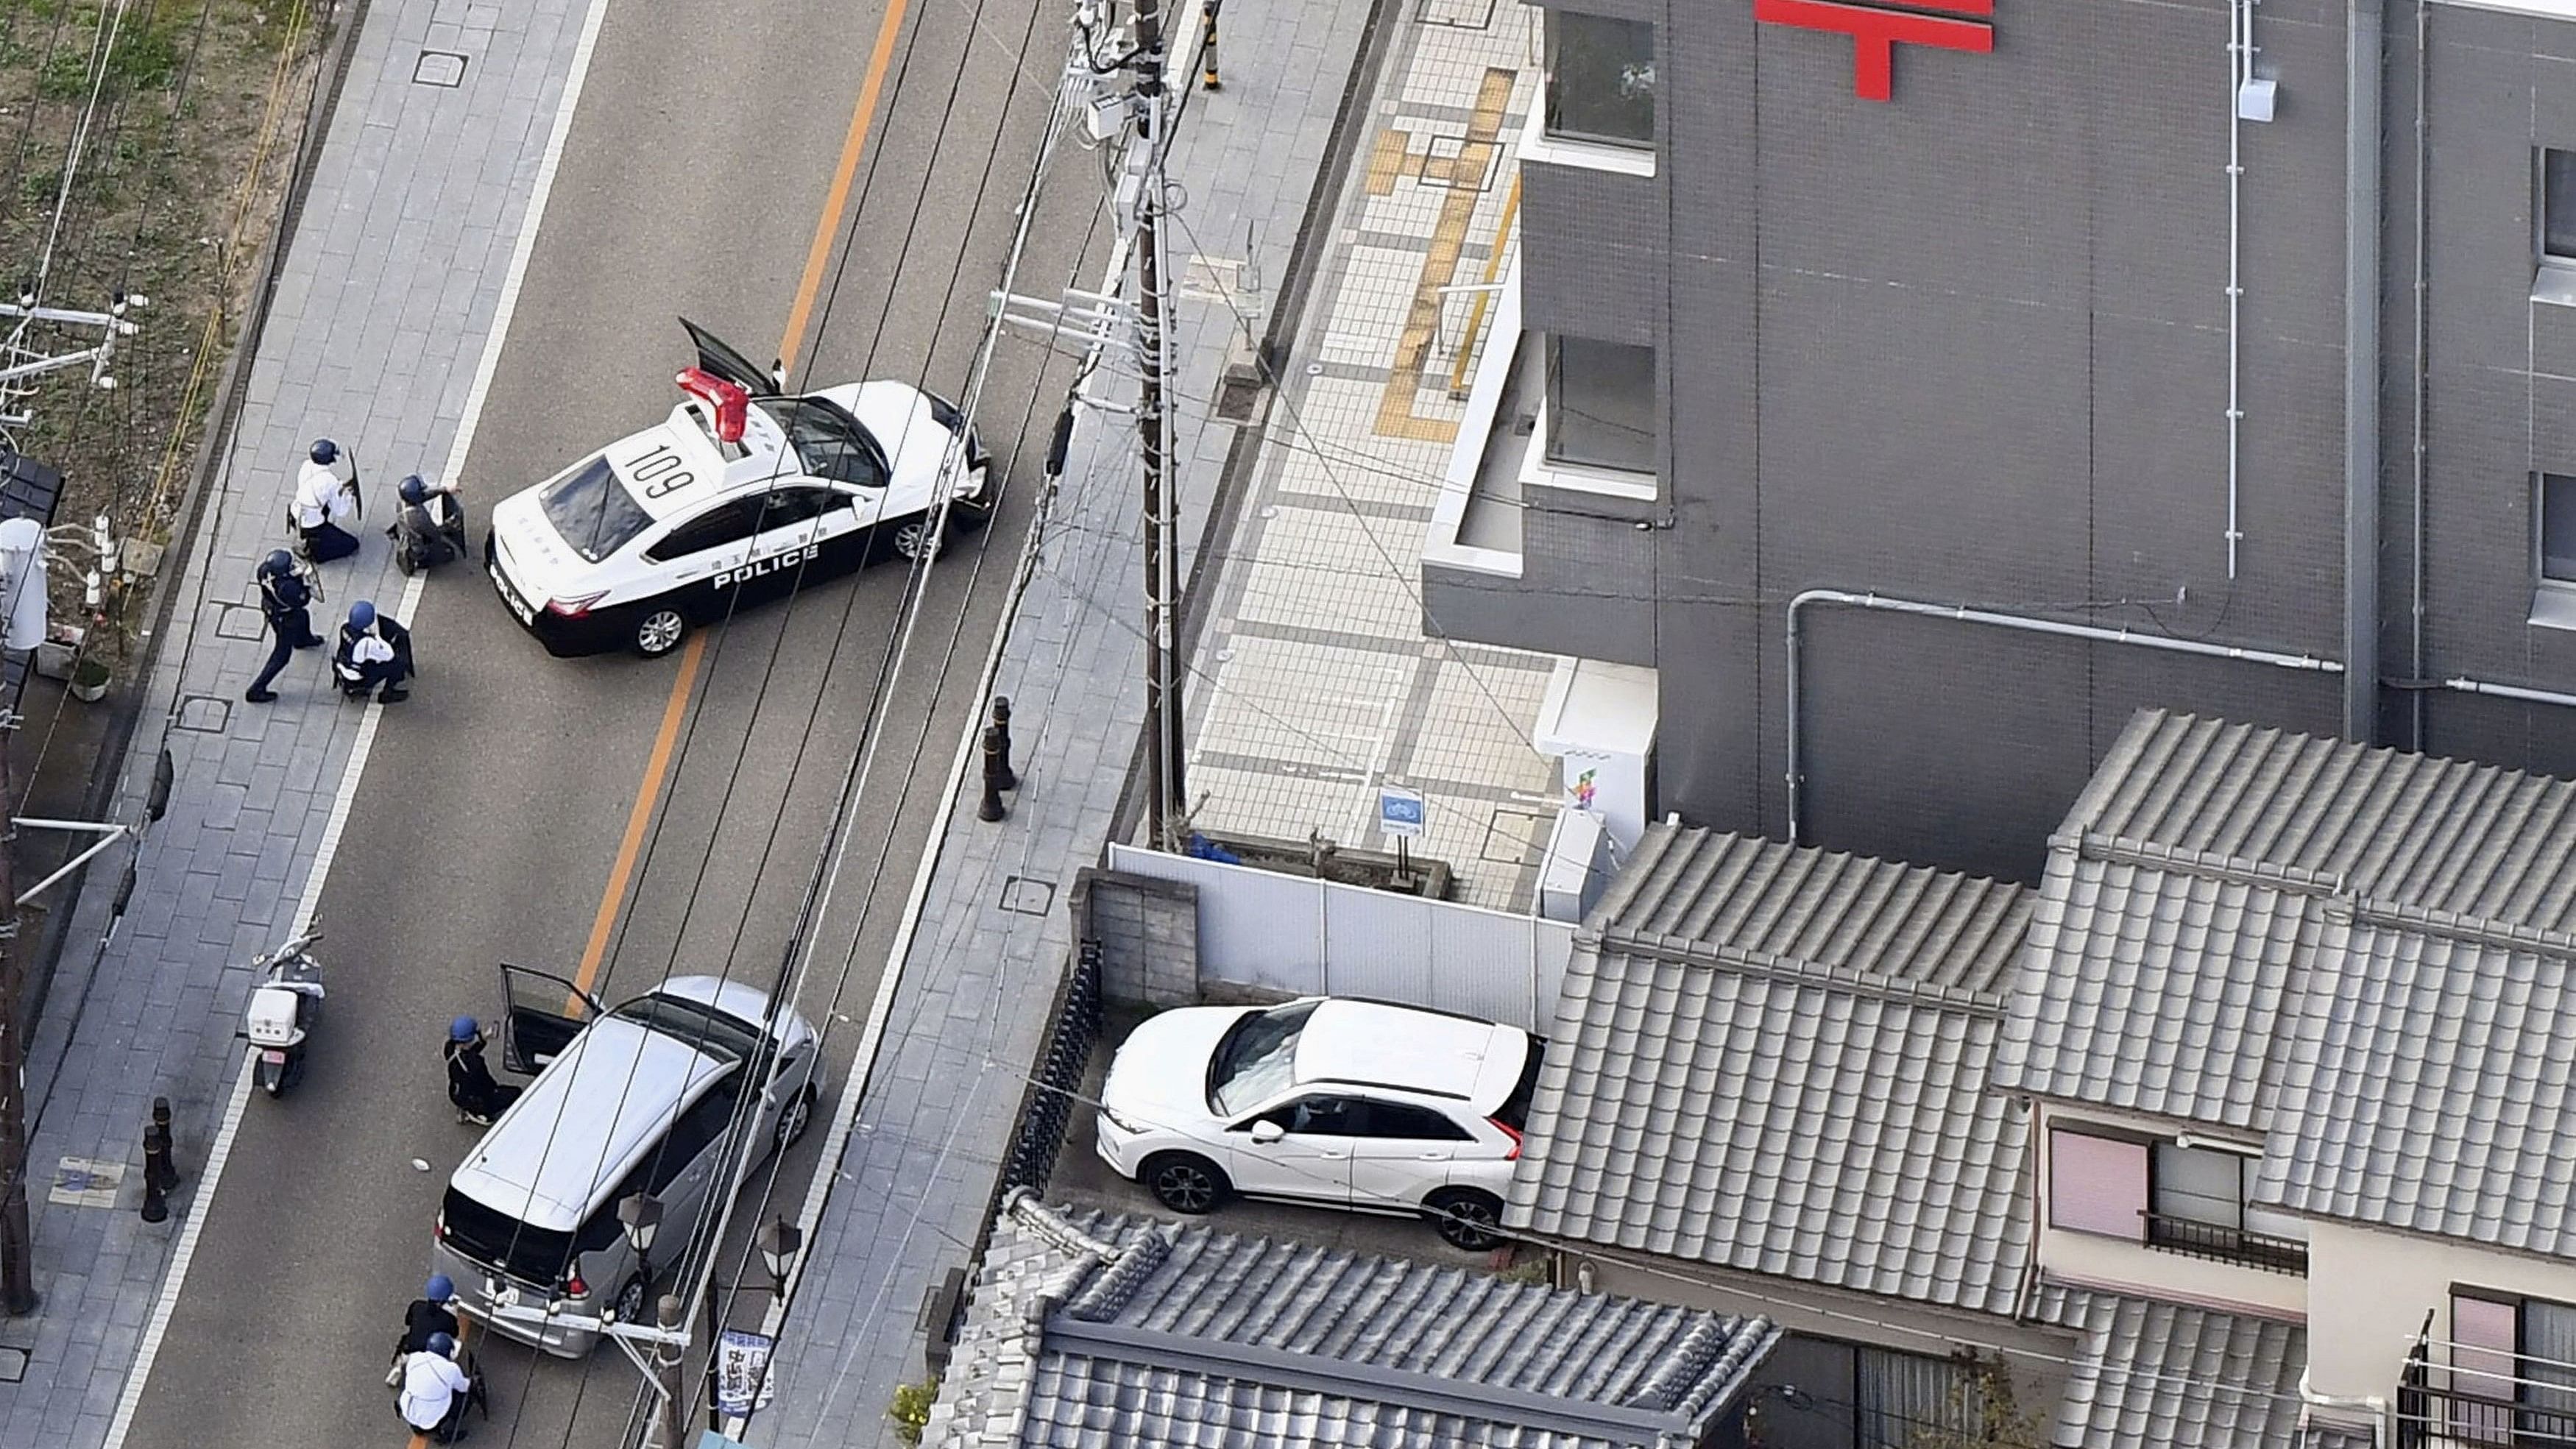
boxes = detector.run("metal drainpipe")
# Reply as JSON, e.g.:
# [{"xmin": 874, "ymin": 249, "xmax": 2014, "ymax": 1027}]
[
  {"xmin": 2409, "ymin": 0, "xmax": 2431, "ymax": 745},
  {"xmin": 1782, "ymin": 589, "xmax": 2344, "ymax": 842},
  {"xmin": 2344, "ymin": 0, "xmax": 2384, "ymax": 743},
  {"xmin": 2298, "ymin": 1372, "xmax": 2393, "ymax": 1449},
  {"xmin": 2443, "ymin": 677, "xmax": 2576, "ymax": 709},
  {"xmin": 2225, "ymin": 0, "xmax": 2256, "ymax": 578}
]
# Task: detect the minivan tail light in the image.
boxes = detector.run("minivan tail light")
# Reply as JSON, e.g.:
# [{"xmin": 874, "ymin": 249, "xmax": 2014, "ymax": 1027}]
[
  {"xmin": 1490, "ymin": 1118, "xmax": 1523, "ymax": 1161},
  {"xmin": 562, "ymin": 1260, "xmax": 589, "ymax": 1299}
]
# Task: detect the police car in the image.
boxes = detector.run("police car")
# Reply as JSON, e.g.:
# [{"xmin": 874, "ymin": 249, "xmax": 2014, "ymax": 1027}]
[{"xmin": 484, "ymin": 320, "xmax": 993, "ymax": 658}]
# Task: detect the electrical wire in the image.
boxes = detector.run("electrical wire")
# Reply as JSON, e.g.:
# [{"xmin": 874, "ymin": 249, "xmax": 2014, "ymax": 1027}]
[{"xmin": 1002, "ymin": 1065, "xmax": 2327, "ymax": 1418}]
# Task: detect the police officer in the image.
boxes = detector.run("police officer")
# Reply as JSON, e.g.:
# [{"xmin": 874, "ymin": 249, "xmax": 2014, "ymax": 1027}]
[
  {"xmin": 395, "ymin": 1331, "xmax": 475, "ymax": 1443},
  {"xmin": 444, "ymin": 1018, "xmax": 520, "ymax": 1125},
  {"xmin": 292, "ymin": 438, "xmax": 361, "ymax": 562},
  {"xmin": 244, "ymin": 550, "xmax": 325, "ymax": 704},
  {"xmin": 333, "ymin": 600, "xmax": 415, "ymax": 703}
]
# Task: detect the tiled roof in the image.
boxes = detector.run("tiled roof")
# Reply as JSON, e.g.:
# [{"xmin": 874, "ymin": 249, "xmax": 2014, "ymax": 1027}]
[
  {"xmin": 2260, "ymin": 921, "xmax": 2576, "ymax": 1257},
  {"xmin": 927, "ymin": 1193, "xmax": 1783, "ymax": 1449},
  {"xmin": 2036, "ymin": 1286, "xmax": 2309, "ymax": 1449},
  {"xmin": 1993, "ymin": 707, "xmax": 2576, "ymax": 1255},
  {"xmin": 1506, "ymin": 826, "xmax": 2034, "ymax": 1314}
]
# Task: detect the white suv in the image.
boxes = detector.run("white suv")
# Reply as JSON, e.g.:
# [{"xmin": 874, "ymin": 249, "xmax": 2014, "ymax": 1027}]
[{"xmin": 1093, "ymin": 996, "xmax": 1543, "ymax": 1250}]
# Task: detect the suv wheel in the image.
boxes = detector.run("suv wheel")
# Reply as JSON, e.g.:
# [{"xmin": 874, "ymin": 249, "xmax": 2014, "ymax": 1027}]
[
  {"xmin": 634, "ymin": 606, "xmax": 687, "ymax": 658},
  {"xmin": 1426, "ymin": 1188, "xmax": 1505, "ymax": 1251},
  {"xmin": 1142, "ymin": 1152, "xmax": 1230, "ymax": 1215}
]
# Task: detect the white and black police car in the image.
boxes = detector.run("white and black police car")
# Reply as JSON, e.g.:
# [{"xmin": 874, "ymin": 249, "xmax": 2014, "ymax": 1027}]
[{"xmin": 484, "ymin": 320, "xmax": 992, "ymax": 658}]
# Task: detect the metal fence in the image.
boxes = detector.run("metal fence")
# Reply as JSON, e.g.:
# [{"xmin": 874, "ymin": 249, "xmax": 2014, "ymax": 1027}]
[
  {"xmin": 1000, "ymin": 938, "xmax": 1104, "ymax": 1192},
  {"xmin": 1104, "ymin": 845, "xmax": 1574, "ymax": 1032}
]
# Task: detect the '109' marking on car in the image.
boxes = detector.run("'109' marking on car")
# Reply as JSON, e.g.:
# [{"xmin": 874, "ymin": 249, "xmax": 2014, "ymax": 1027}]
[
  {"xmin": 712, "ymin": 543, "xmax": 820, "ymax": 590},
  {"xmin": 624, "ymin": 442, "xmax": 696, "ymax": 500}
]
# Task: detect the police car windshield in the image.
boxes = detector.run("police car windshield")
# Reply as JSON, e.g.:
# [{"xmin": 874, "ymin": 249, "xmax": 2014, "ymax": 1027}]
[{"xmin": 538, "ymin": 456, "xmax": 651, "ymax": 562}]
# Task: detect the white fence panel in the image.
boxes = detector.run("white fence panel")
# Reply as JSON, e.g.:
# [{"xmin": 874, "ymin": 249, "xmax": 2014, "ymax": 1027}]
[
  {"xmin": 1319, "ymin": 886, "xmax": 1435, "ymax": 1007},
  {"xmin": 1106, "ymin": 846, "xmax": 1579, "ymax": 1031}
]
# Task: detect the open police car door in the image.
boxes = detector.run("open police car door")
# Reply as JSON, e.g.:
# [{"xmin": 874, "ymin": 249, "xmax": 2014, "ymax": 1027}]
[
  {"xmin": 679, "ymin": 318, "xmax": 783, "ymax": 399},
  {"xmin": 495, "ymin": 963, "xmax": 606, "ymax": 1074}
]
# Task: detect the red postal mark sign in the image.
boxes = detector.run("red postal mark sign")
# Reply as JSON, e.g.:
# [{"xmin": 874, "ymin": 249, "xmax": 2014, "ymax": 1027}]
[{"xmin": 1755, "ymin": 0, "xmax": 1994, "ymax": 101}]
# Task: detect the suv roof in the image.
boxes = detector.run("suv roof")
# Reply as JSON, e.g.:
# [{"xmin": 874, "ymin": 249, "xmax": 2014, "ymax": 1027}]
[{"xmin": 1292, "ymin": 999, "xmax": 1529, "ymax": 1111}]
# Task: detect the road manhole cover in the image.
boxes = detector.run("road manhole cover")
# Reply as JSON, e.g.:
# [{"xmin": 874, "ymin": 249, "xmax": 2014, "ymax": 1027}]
[{"xmin": 414, "ymin": 50, "xmax": 468, "ymax": 87}]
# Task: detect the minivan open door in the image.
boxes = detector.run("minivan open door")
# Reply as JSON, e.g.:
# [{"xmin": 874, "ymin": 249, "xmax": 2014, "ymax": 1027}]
[
  {"xmin": 496, "ymin": 963, "xmax": 606, "ymax": 1074},
  {"xmin": 679, "ymin": 318, "xmax": 785, "ymax": 399}
]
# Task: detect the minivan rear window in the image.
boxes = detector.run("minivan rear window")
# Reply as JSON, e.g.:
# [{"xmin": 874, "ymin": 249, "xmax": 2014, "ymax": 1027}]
[{"xmin": 440, "ymin": 1186, "xmax": 618, "ymax": 1287}]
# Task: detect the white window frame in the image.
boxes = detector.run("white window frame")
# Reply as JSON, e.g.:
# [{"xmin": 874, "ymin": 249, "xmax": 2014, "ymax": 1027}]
[
  {"xmin": 2533, "ymin": 472, "xmax": 2576, "ymax": 631},
  {"xmin": 1528, "ymin": 8, "xmax": 1657, "ymax": 178}
]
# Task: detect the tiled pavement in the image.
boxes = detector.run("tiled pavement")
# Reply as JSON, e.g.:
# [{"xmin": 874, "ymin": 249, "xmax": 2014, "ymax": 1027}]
[
  {"xmin": 1178, "ymin": 2, "xmax": 1559, "ymax": 911},
  {"xmin": 746, "ymin": 0, "xmax": 1389, "ymax": 1440},
  {"xmin": 0, "ymin": 1, "xmax": 587, "ymax": 1443}
]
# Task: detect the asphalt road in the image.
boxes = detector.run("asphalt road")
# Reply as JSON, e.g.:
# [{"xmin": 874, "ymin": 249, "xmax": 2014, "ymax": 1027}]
[{"xmin": 119, "ymin": 0, "xmax": 1100, "ymax": 1442}]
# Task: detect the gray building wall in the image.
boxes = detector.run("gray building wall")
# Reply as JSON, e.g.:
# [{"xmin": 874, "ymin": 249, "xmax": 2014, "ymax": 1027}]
[{"xmin": 1449, "ymin": 0, "xmax": 2576, "ymax": 882}]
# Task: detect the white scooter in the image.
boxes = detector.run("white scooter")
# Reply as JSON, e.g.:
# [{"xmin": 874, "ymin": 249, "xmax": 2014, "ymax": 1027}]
[{"xmin": 241, "ymin": 930, "xmax": 325, "ymax": 1097}]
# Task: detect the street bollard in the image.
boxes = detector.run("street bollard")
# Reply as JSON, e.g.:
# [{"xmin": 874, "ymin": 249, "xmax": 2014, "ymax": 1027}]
[
  {"xmin": 989, "ymin": 696, "xmax": 1019, "ymax": 792},
  {"xmin": 139, "ymin": 1123, "xmax": 169, "ymax": 1223},
  {"xmin": 1200, "ymin": 6, "xmax": 1220, "ymax": 90},
  {"xmin": 978, "ymin": 726, "xmax": 1010, "ymax": 823},
  {"xmin": 150, "ymin": 1096, "xmax": 180, "ymax": 1191}
]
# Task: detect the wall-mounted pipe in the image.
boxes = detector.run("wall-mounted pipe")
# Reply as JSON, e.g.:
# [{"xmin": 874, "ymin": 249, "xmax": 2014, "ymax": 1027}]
[
  {"xmin": 2443, "ymin": 677, "xmax": 2576, "ymax": 710},
  {"xmin": 2224, "ymin": 0, "xmax": 2258, "ymax": 578},
  {"xmin": 1783, "ymin": 589, "xmax": 2344, "ymax": 842},
  {"xmin": 2409, "ymin": 0, "xmax": 2431, "ymax": 746},
  {"xmin": 2344, "ymin": 0, "xmax": 2384, "ymax": 742}
]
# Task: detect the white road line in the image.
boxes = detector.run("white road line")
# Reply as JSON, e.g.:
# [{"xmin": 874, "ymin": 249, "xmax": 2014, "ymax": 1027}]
[{"xmin": 99, "ymin": 0, "xmax": 615, "ymax": 1439}]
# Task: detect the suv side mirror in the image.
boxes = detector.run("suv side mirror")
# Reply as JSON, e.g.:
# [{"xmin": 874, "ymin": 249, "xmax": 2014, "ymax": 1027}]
[{"xmin": 1249, "ymin": 1119, "xmax": 1284, "ymax": 1145}]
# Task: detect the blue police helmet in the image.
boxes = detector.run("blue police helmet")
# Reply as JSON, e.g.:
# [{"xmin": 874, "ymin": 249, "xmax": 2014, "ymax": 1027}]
[
  {"xmin": 450, "ymin": 1015, "xmax": 478, "ymax": 1043},
  {"xmin": 399, "ymin": 475, "xmax": 428, "ymax": 506},
  {"xmin": 348, "ymin": 600, "xmax": 376, "ymax": 631},
  {"xmin": 426, "ymin": 1273, "xmax": 454, "ymax": 1303},
  {"xmin": 262, "ymin": 549, "xmax": 294, "ymax": 575},
  {"xmin": 427, "ymin": 1332, "xmax": 456, "ymax": 1358},
  {"xmin": 309, "ymin": 439, "xmax": 338, "ymax": 464}
]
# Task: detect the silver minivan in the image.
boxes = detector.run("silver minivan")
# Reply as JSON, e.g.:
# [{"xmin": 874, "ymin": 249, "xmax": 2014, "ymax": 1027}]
[{"xmin": 430, "ymin": 967, "xmax": 821, "ymax": 1356}]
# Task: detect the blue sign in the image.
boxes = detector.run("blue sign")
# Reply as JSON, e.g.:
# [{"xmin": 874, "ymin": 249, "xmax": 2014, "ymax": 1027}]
[
  {"xmin": 712, "ymin": 1328, "xmax": 776, "ymax": 1419},
  {"xmin": 1378, "ymin": 785, "xmax": 1426, "ymax": 839}
]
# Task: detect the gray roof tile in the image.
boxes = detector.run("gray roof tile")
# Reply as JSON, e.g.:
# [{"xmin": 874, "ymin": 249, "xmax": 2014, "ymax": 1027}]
[
  {"xmin": 2036, "ymin": 1286, "xmax": 2308, "ymax": 1449},
  {"xmin": 1507, "ymin": 827, "xmax": 2034, "ymax": 1314},
  {"xmin": 928, "ymin": 1194, "xmax": 1783, "ymax": 1449},
  {"xmin": 1994, "ymin": 708, "xmax": 2576, "ymax": 1254}
]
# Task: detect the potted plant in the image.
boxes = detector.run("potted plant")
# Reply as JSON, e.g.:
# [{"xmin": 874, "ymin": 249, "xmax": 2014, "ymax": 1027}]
[{"xmin": 69, "ymin": 656, "xmax": 110, "ymax": 703}]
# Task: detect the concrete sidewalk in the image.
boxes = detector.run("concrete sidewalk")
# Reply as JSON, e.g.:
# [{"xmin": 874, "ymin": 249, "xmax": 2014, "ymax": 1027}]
[
  {"xmin": 745, "ymin": 0, "xmax": 1389, "ymax": 1441},
  {"xmin": 0, "ymin": 1, "xmax": 590, "ymax": 1443}
]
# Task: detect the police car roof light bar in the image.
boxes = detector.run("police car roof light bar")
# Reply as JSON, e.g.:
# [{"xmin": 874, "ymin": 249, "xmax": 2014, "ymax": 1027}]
[{"xmin": 676, "ymin": 367, "xmax": 749, "ymax": 444}]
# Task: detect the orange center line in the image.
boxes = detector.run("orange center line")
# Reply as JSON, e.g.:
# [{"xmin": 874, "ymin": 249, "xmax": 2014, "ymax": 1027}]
[
  {"xmin": 567, "ymin": 0, "xmax": 906, "ymax": 1004},
  {"xmin": 779, "ymin": 0, "xmax": 913, "ymax": 372},
  {"xmin": 571, "ymin": 631, "xmax": 708, "ymax": 1000}
]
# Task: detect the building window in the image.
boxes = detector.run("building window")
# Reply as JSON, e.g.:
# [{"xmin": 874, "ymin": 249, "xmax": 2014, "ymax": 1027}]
[
  {"xmin": 2048, "ymin": 1128, "xmax": 2147, "ymax": 1239},
  {"xmin": 1544, "ymin": 12, "xmax": 1655, "ymax": 148},
  {"xmin": 2450, "ymin": 1293, "xmax": 2576, "ymax": 1448},
  {"xmin": 1545, "ymin": 334, "xmax": 1657, "ymax": 475},
  {"xmin": 1749, "ymin": 1336, "xmax": 1989, "ymax": 1449},
  {"xmin": 2048, "ymin": 1127, "xmax": 2305, "ymax": 1272},
  {"xmin": 2544, "ymin": 475, "xmax": 2576, "ymax": 587},
  {"xmin": 2546, "ymin": 150, "xmax": 2576, "ymax": 264}
]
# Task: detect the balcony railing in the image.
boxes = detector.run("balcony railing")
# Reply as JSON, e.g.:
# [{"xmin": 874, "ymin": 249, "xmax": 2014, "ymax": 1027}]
[
  {"xmin": 2400, "ymin": 1354, "xmax": 2576, "ymax": 1449},
  {"xmin": 2139, "ymin": 1211, "xmax": 2310, "ymax": 1275}
]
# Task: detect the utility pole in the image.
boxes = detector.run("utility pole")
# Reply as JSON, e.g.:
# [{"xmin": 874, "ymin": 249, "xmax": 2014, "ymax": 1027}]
[
  {"xmin": 1130, "ymin": 0, "xmax": 1187, "ymax": 849},
  {"xmin": 0, "ymin": 709, "xmax": 32, "ymax": 1316}
]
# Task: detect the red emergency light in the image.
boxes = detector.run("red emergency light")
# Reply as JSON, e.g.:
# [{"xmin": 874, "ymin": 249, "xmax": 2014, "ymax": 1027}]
[{"xmin": 676, "ymin": 367, "xmax": 749, "ymax": 444}]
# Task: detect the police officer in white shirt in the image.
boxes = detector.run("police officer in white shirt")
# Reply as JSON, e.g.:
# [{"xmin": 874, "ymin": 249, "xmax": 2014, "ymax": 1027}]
[
  {"xmin": 396, "ymin": 1331, "xmax": 475, "ymax": 1442},
  {"xmin": 292, "ymin": 438, "xmax": 361, "ymax": 562}
]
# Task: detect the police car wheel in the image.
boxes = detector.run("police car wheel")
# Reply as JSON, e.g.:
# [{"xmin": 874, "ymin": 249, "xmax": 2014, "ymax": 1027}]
[
  {"xmin": 891, "ymin": 514, "xmax": 944, "ymax": 562},
  {"xmin": 633, "ymin": 607, "xmax": 687, "ymax": 658}
]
